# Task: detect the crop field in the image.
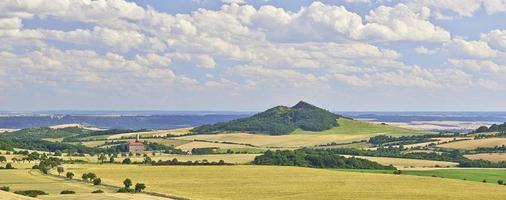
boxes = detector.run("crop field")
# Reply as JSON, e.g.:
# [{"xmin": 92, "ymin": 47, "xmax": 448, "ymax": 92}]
[
  {"xmin": 465, "ymin": 153, "xmax": 506, "ymax": 162},
  {"xmin": 438, "ymin": 138, "xmax": 506, "ymax": 150},
  {"xmin": 0, "ymin": 169, "xmax": 116, "ymax": 199},
  {"xmin": 63, "ymin": 164, "xmax": 506, "ymax": 200},
  {"xmin": 178, "ymin": 119, "xmax": 427, "ymax": 148},
  {"xmin": 341, "ymin": 155, "xmax": 458, "ymax": 169},
  {"xmin": 403, "ymin": 169, "xmax": 506, "ymax": 183}
]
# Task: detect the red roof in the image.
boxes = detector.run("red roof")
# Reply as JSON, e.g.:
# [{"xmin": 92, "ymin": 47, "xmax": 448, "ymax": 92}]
[{"xmin": 128, "ymin": 142, "xmax": 144, "ymax": 146}]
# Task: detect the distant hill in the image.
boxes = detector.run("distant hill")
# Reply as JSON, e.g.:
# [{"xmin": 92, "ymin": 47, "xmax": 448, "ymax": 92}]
[
  {"xmin": 474, "ymin": 122, "xmax": 506, "ymax": 133},
  {"xmin": 190, "ymin": 101, "xmax": 345, "ymax": 135}
]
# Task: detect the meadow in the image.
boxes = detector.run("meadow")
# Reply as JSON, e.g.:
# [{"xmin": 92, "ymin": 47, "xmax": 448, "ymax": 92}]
[
  {"xmin": 403, "ymin": 169, "xmax": 506, "ymax": 183},
  {"xmin": 64, "ymin": 164, "xmax": 506, "ymax": 200}
]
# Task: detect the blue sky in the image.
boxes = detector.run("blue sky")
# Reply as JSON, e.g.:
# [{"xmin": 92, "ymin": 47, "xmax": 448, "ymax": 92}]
[{"xmin": 1, "ymin": 0, "xmax": 506, "ymax": 111}]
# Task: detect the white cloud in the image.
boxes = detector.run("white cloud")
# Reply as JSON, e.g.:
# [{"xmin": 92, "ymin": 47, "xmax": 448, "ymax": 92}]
[
  {"xmin": 414, "ymin": 46, "xmax": 438, "ymax": 55},
  {"xmin": 195, "ymin": 55, "xmax": 216, "ymax": 69},
  {"xmin": 481, "ymin": 29, "xmax": 506, "ymax": 51},
  {"xmin": 445, "ymin": 38, "xmax": 498, "ymax": 59}
]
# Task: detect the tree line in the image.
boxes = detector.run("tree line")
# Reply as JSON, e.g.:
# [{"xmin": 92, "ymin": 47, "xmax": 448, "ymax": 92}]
[{"xmin": 253, "ymin": 148, "xmax": 396, "ymax": 170}]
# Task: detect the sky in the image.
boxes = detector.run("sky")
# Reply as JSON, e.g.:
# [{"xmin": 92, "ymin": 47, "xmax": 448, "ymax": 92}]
[{"xmin": 1, "ymin": 0, "xmax": 506, "ymax": 111}]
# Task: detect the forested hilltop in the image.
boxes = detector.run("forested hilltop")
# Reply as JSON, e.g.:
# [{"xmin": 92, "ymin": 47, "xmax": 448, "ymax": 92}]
[
  {"xmin": 474, "ymin": 122, "xmax": 506, "ymax": 133},
  {"xmin": 191, "ymin": 101, "xmax": 344, "ymax": 135}
]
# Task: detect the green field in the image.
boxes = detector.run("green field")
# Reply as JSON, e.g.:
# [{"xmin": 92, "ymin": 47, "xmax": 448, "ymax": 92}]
[
  {"xmin": 403, "ymin": 169, "xmax": 506, "ymax": 183},
  {"xmin": 179, "ymin": 119, "xmax": 427, "ymax": 148},
  {"xmin": 293, "ymin": 118, "xmax": 426, "ymax": 136},
  {"xmin": 64, "ymin": 164, "xmax": 506, "ymax": 200}
]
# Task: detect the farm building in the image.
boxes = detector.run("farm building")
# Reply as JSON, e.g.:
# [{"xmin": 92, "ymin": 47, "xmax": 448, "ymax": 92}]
[{"xmin": 128, "ymin": 134, "xmax": 144, "ymax": 154}]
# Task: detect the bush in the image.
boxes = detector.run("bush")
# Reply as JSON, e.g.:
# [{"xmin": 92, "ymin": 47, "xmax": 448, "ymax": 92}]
[
  {"xmin": 32, "ymin": 165, "xmax": 39, "ymax": 169},
  {"xmin": 60, "ymin": 190, "xmax": 76, "ymax": 194},
  {"xmin": 135, "ymin": 183, "xmax": 146, "ymax": 192},
  {"xmin": 93, "ymin": 178, "xmax": 102, "ymax": 185},
  {"xmin": 117, "ymin": 187, "xmax": 134, "ymax": 193},
  {"xmin": 393, "ymin": 170, "xmax": 402, "ymax": 175},
  {"xmin": 5, "ymin": 163, "xmax": 14, "ymax": 169},
  {"xmin": 14, "ymin": 190, "xmax": 48, "ymax": 197},
  {"xmin": 122, "ymin": 158, "xmax": 132, "ymax": 164},
  {"xmin": 92, "ymin": 189, "xmax": 104, "ymax": 193},
  {"xmin": 498, "ymin": 180, "xmax": 504, "ymax": 185},
  {"xmin": 0, "ymin": 186, "xmax": 9, "ymax": 192}
]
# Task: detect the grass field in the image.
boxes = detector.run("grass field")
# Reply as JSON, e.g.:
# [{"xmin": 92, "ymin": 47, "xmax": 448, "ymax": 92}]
[
  {"xmin": 438, "ymin": 138, "xmax": 506, "ymax": 150},
  {"xmin": 403, "ymin": 169, "xmax": 506, "ymax": 183},
  {"xmin": 341, "ymin": 155, "xmax": 458, "ymax": 169},
  {"xmin": 465, "ymin": 153, "xmax": 506, "ymax": 162},
  {"xmin": 63, "ymin": 164, "xmax": 506, "ymax": 200},
  {"xmin": 178, "ymin": 119, "xmax": 426, "ymax": 148}
]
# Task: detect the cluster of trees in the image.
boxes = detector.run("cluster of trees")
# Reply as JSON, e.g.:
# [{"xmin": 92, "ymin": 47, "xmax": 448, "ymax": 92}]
[
  {"xmin": 63, "ymin": 129, "xmax": 148, "ymax": 142},
  {"xmin": 191, "ymin": 147, "xmax": 218, "ymax": 155},
  {"xmin": 117, "ymin": 178, "xmax": 146, "ymax": 193},
  {"xmin": 474, "ymin": 123, "xmax": 506, "ymax": 133},
  {"xmin": 191, "ymin": 101, "xmax": 341, "ymax": 135},
  {"xmin": 152, "ymin": 158, "xmax": 229, "ymax": 166},
  {"xmin": 14, "ymin": 190, "xmax": 48, "ymax": 197},
  {"xmin": 81, "ymin": 172, "xmax": 102, "ymax": 185},
  {"xmin": 369, "ymin": 135, "xmax": 436, "ymax": 146},
  {"xmin": 253, "ymin": 149, "xmax": 396, "ymax": 170},
  {"xmin": 332, "ymin": 147, "xmax": 465, "ymax": 162},
  {"xmin": 368, "ymin": 133, "xmax": 459, "ymax": 146}
]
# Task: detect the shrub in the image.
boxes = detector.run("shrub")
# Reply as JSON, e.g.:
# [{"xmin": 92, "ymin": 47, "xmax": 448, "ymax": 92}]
[
  {"xmin": 66, "ymin": 172, "xmax": 74, "ymax": 180},
  {"xmin": 122, "ymin": 158, "xmax": 132, "ymax": 164},
  {"xmin": 14, "ymin": 190, "xmax": 48, "ymax": 197},
  {"xmin": 483, "ymin": 179, "xmax": 487, "ymax": 183},
  {"xmin": 5, "ymin": 163, "xmax": 14, "ymax": 169},
  {"xmin": 60, "ymin": 190, "xmax": 76, "ymax": 194},
  {"xmin": 0, "ymin": 186, "xmax": 9, "ymax": 192},
  {"xmin": 393, "ymin": 170, "xmax": 402, "ymax": 175},
  {"xmin": 123, "ymin": 178, "xmax": 132, "ymax": 188},
  {"xmin": 117, "ymin": 187, "xmax": 134, "ymax": 193},
  {"xmin": 92, "ymin": 189, "xmax": 104, "ymax": 193},
  {"xmin": 135, "ymin": 183, "xmax": 146, "ymax": 192},
  {"xmin": 32, "ymin": 165, "xmax": 39, "ymax": 169},
  {"xmin": 93, "ymin": 178, "xmax": 102, "ymax": 185},
  {"xmin": 498, "ymin": 180, "xmax": 504, "ymax": 185}
]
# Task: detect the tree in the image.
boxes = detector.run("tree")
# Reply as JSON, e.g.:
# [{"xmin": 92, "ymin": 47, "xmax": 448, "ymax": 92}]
[
  {"xmin": 82, "ymin": 173, "xmax": 89, "ymax": 182},
  {"xmin": 57, "ymin": 166, "xmax": 64, "ymax": 176},
  {"xmin": 93, "ymin": 178, "xmax": 102, "ymax": 185},
  {"xmin": 122, "ymin": 158, "xmax": 132, "ymax": 164},
  {"xmin": 143, "ymin": 156, "xmax": 152, "ymax": 164},
  {"xmin": 123, "ymin": 178, "xmax": 132, "ymax": 189},
  {"xmin": 109, "ymin": 157, "xmax": 115, "ymax": 163},
  {"xmin": 87, "ymin": 173, "xmax": 97, "ymax": 181},
  {"xmin": 5, "ymin": 163, "xmax": 14, "ymax": 169},
  {"xmin": 498, "ymin": 180, "xmax": 504, "ymax": 185},
  {"xmin": 66, "ymin": 172, "xmax": 74, "ymax": 180},
  {"xmin": 0, "ymin": 156, "xmax": 6, "ymax": 163},
  {"xmin": 135, "ymin": 183, "xmax": 146, "ymax": 193},
  {"xmin": 98, "ymin": 154, "xmax": 107, "ymax": 164}
]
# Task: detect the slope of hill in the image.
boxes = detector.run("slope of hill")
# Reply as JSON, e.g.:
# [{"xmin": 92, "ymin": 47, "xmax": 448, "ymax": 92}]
[{"xmin": 191, "ymin": 101, "xmax": 341, "ymax": 135}]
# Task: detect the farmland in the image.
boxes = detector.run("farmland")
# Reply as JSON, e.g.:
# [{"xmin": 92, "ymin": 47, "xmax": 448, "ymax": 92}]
[
  {"xmin": 403, "ymin": 169, "xmax": 506, "ymax": 183},
  {"xmin": 64, "ymin": 164, "xmax": 506, "ymax": 200},
  {"xmin": 438, "ymin": 138, "xmax": 506, "ymax": 150},
  {"xmin": 464, "ymin": 153, "xmax": 506, "ymax": 162},
  {"xmin": 341, "ymin": 155, "xmax": 458, "ymax": 169},
  {"xmin": 179, "ymin": 118, "xmax": 426, "ymax": 148}
]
